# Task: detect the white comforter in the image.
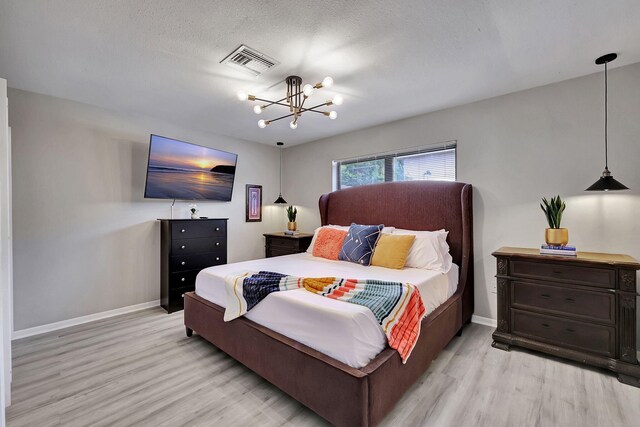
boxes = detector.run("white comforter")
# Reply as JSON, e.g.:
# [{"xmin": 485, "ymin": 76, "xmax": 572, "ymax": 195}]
[{"xmin": 195, "ymin": 253, "xmax": 458, "ymax": 368}]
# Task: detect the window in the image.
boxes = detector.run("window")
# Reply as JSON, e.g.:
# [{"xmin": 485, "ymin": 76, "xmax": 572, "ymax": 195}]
[{"xmin": 333, "ymin": 143, "xmax": 456, "ymax": 190}]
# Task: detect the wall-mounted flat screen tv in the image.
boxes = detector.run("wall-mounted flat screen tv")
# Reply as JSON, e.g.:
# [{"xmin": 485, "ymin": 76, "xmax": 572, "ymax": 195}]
[{"xmin": 144, "ymin": 134, "xmax": 238, "ymax": 201}]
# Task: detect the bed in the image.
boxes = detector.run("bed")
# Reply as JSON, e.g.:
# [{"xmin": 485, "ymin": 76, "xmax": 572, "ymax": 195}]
[{"xmin": 184, "ymin": 181, "xmax": 473, "ymax": 426}]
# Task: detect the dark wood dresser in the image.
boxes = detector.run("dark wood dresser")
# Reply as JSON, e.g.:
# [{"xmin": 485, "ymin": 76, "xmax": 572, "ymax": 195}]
[
  {"xmin": 264, "ymin": 232, "xmax": 313, "ymax": 258},
  {"xmin": 492, "ymin": 247, "xmax": 640, "ymax": 386},
  {"xmin": 160, "ymin": 219, "xmax": 227, "ymax": 313}
]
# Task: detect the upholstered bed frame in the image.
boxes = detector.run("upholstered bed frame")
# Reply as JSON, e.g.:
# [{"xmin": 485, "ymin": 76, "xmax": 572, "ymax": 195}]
[{"xmin": 184, "ymin": 181, "xmax": 473, "ymax": 426}]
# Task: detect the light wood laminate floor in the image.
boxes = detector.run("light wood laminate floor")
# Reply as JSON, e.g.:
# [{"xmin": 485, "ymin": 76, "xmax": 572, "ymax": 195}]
[{"xmin": 7, "ymin": 308, "xmax": 640, "ymax": 426}]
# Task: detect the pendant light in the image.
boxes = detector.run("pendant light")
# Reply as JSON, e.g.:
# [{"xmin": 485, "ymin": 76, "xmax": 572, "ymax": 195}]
[
  {"xmin": 586, "ymin": 53, "xmax": 629, "ymax": 191},
  {"xmin": 274, "ymin": 142, "xmax": 288, "ymax": 204}
]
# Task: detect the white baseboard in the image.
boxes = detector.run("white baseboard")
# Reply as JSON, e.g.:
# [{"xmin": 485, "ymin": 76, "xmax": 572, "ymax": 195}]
[
  {"xmin": 471, "ymin": 314, "xmax": 497, "ymax": 328},
  {"xmin": 12, "ymin": 300, "xmax": 160, "ymax": 340}
]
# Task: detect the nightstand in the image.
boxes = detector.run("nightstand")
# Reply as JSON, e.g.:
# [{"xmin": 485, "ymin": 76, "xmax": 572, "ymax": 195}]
[
  {"xmin": 492, "ymin": 247, "xmax": 640, "ymax": 387},
  {"xmin": 264, "ymin": 232, "xmax": 313, "ymax": 258}
]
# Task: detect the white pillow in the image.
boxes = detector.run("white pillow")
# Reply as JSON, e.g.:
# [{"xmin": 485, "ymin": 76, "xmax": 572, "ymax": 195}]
[
  {"xmin": 393, "ymin": 228, "xmax": 452, "ymax": 273},
  {"xmin": 307, "ymin": 225, "xmax": 395, "ymax": 254}
]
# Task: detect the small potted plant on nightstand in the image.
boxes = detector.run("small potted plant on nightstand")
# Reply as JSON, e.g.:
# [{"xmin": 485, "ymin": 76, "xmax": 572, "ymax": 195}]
[
  {"xmin": 286, "ymin": 205, "xmax": 297, "ymax": 231},
  {"xmin": 540, "ymin": 195, "xmax": 568, "ymax": 246}
]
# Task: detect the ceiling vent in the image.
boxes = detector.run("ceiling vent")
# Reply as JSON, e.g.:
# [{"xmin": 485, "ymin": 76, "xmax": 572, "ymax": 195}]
[{"xmin": 220, "ymin": 45, "xmax": 279, "ymax": 76}]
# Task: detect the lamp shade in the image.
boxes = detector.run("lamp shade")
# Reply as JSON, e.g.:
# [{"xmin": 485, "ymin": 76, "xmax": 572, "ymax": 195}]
[
  {"xmin": 274, "ymin": 194, "xmax": 288, "ymax": 204},
  {"xmin": 585, "ymin": 175, "xmax": 629, "ymax": 191}
]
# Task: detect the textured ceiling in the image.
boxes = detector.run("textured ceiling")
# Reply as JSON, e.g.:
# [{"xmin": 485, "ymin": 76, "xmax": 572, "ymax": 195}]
[{"xmin": 1, "ymin": 0, "xmax": 640, "ymax": 146}]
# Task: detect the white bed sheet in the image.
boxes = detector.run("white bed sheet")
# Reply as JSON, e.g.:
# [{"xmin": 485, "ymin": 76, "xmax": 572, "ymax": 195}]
[{"xmin": 195, "ymin": 253, "xmax": 458, "ymax": 369}]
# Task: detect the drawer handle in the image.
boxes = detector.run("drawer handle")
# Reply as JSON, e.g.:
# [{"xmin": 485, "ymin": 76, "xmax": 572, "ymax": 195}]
[
  {"xmin": 181, "ymin": 294, "xmax": 185, "ymax": 298},
  {"xmin": 541, "ymin": 323, "xmax": 550, "ymax": 328},
  {"xmin": 552, "ymin": 270, "xmax": 563, "ymax": 276},
  {"xmin": 181, "ymin": 277, "xmax": 185, "ymax": 282},
  {"xmin": 565, "ymin": 298, "xmax": 575, "ymax": 303},
  {"xmin": 181, "ymin": 261, "xmax": 186, "ymax": 265},
  {"xmin": 181, "ymin": 229, "xmax": 186, "ymax": 233},
  {"xmin": 215, "ymin": 227, "xmax": 220, "ymax": 231},
  {"xmin": 181, "ymin": 245, "xmax": 186, "ymax": 249},
  {"xmin": 216, "ymin": 257, "xmax": 220, "ymax": 261},
  {"xmin": 540, "ymin": 294, "xmax": 551, "ymax": 299},
  {"xmin": 216, "ymin": 242, "xmax": 220, "ymax": 246},
  {"xmin": 566, "ymin": 328, "xmax": 575, "ymax": 333}
]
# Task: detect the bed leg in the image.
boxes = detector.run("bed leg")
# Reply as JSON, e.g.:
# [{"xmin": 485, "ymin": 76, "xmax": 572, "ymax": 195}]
[
  {"xmin": 186, "ymin": 327, "xmax": 193, "ymax": 337},
  {"xmin": 455, "ymin": 327, "xmax": 463, "ymax": 337}
]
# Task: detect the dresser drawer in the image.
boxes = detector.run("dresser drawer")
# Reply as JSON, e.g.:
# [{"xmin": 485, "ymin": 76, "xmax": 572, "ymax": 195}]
[
  {"xmin": 171, "ymin": 237, "xmax": 225, "ymax": 254},
  {"xmin": 170, "ymin": 270, "xmax": 200, "ymax": 288},
  {"xmin": 268, "ymin": 238, "xmax": 299, "ymax": 250},
  {"xmin": 171, "ymin": 252, "xmax": 226, "ymax": 272},
  {"xmin": 511, "ymin": 309, "xmax": 615, "ymax": 357},
  {"xmin": 171, "ymin": 220, "xmax": 226, "ymax": 239},
  {"xmin": 266, "ymin": 247, "xmax": 299, "ymax": 258},
  {"xmin": 168, "ymin": 285, "xmax": 194, "ymax": 312},
  {"xmin": 511, "ymin": 281, "xmax": 615, "ymax": 324},
  {"xmin": 510, "ymin": 260, "xmax": 614, "ymax": 288}
]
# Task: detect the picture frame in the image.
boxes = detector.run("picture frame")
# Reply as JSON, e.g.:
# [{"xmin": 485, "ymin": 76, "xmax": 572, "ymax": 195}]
[{"xmin": 245, "ymin": 184, "xmax": 262, "ymax": 222}]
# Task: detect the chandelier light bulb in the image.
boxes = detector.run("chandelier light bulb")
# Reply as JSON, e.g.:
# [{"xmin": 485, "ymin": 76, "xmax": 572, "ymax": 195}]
[
  {"xmin": 322, "ymin": 76, "xmax": 334, "ymax": 88},
  {"xmin": 329, "ymin": 111, "xmax": 338, "ymax": 120},
  {"xmin": 289, "ymin": 120, "xmax": 298, "ymax": 130},
  {"xmin": 303, "ymin": 84, "xmax": 314, "ymax": 97},
  {"xmin": 258, "ymin": 119, "xmax": 267, "ymax": 128},
  {"xmin": 237, "ymin": 92, "xmax": 248, "ymax": 101},
  {"xmin": 332, "ymin": 95, "xmax": 343, "ymax": 105},
  {"xmin": 253, "ymin": 105, "xmax": 263, "ymax": 114}
]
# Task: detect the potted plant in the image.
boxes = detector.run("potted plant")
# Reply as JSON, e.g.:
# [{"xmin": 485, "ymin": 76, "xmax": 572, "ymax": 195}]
[
  {"xmin": 286, "ymin": 205, "xmax": 297, "ymax": 231},
  {"xmin": 540, "ymin": 195, "xmax": 568, "ymax": 246}
]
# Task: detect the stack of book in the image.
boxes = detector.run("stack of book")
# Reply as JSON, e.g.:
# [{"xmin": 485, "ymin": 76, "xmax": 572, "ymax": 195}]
[
  {"xmin": 284, "ymin": 230, "xmax": 301, "ymax": 236},
  {"xmin": 540, "ymin": 245, "xmax": 577, "ymax": 256}
]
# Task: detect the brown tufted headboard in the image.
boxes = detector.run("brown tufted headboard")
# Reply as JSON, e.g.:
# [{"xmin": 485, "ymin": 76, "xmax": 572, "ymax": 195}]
[{"xmin": 318, "ymin": 181, "xmax": 474, "ymax": 323}]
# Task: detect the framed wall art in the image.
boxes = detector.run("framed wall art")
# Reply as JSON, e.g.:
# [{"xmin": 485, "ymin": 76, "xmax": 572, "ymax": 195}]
[{"xmin": 246, "ymin": 184, "xmax": 262, "ymax": 222}]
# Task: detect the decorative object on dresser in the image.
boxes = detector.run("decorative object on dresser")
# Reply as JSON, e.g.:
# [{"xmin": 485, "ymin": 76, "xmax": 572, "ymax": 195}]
[
  {"xmin": 159, "ymin": 218, "xmax": 228, "ymax": 313},
  {"xmin": 286, "ymin": 205, "xmax": 297, "ymax": 231},
  {"xmin": 540, "ymin": 195, "xmax": 568, "ymax": 246},
  {"xmin": 264, "ymin": 232, "xmax": 312, "ymax": 258},
  {"xmin": 245, "ymin": 184, "xmax": 262, "ymax": 222},
  {"xmin": 492, "ymin": 247, "xmax": 640, "ymax": 387},
  {"xmin": 189, "ymin": 204, "xmax": 199, "ymax": 219}
]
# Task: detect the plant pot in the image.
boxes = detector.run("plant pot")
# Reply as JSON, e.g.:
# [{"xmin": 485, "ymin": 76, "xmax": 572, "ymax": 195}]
[
  {"xmin": 545, "ymin": 228, "xmax": 569, "ymax": 246},
  {"xmin": 287, "ymin": 221, "xmax": 297, "ymax": 231},
  {"xmin": 191, "ymin": 213, "xmax": 199, "ymax": 219}
]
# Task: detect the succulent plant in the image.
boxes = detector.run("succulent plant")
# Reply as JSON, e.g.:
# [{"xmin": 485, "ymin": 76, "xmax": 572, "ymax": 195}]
[
  {"xmin": 540, "ymin": 195, "xmax": 566, "ymax": 229},
  {"xmin": 286, "ymin": 205, "xmax": 297, "ymax": 222}
]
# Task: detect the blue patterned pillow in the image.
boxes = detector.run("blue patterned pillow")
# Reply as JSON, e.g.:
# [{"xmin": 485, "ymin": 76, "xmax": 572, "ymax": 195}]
[{"xmin": 338, "ymin": 223, "xmax": 384, "ymax": 266}]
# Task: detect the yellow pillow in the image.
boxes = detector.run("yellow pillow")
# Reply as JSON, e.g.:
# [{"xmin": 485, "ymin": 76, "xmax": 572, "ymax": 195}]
[{"xmin": 371, "ymin": 234, "xmax": 416, "ymax": 269}]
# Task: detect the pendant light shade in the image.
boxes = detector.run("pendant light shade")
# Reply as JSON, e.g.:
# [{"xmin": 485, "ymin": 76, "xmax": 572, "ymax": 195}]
[
  {"xmin": 585, "ymin": 170, "xmax": 629, "ymax": 191},
  {"xmin": 274, "ymin": 142, "xmax": 288, "ymax": 204},
  {"xmin": 586, "ymin": 53, "xmax": 629, "ymax": 191}
]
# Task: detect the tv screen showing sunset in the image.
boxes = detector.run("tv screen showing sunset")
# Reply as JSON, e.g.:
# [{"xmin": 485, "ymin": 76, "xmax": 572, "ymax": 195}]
[{"xmin": 144, "ymin": 135, "xmax": 238, "ymax": 201}]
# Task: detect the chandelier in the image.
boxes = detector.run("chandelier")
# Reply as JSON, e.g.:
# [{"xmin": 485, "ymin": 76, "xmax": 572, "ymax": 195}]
[{"xmin": 237, "ymin": 75, "xmax": 343, "ymax": 130}]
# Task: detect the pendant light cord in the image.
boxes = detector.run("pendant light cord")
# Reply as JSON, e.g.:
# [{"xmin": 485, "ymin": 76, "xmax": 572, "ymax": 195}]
[
  {"xmin": 604, "ymin": 61, "xmax": 608, "ymax": 169},
  {"xmin": 279, "ymin": 144, "xmax": 283, "ymax": 195}
]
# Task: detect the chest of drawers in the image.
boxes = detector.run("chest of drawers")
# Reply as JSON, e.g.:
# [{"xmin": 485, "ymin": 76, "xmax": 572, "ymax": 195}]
[
  {"xmin": 492, "ymin": 247, "xmax": 640, "ymax": 387},
  {"xmin": 160, "ymin": 219, "xmax": 228, "ymax": 313}
]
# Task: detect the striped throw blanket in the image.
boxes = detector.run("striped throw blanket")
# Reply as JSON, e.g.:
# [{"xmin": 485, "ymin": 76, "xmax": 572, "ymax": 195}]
[{"xmin": 223, "ymin": 271, "xmax": 426, "ymax": 363}]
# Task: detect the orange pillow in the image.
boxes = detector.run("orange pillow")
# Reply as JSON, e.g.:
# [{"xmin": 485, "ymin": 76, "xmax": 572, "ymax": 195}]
[{"xmin": 312, "ymin": 228, "xmax": 348, "ymax": 260}]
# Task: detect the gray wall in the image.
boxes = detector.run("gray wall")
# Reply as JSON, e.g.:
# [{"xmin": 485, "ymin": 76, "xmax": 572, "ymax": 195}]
[
  {"xmin": 282, "ymin": 62, "xmax": 640, "ymax": 323},
  {"xmin": 9, "ymin": 89, "xmax": 283, "ymax": 331}
]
